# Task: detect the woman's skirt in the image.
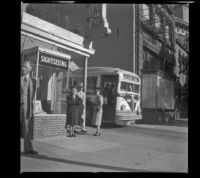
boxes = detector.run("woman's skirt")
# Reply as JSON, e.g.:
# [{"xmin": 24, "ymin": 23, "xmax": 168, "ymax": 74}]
[
  {"xmin": 65, "ymin": 106, "xmax": 79, "ymax": 127},
  {"xmin": 92, "ymin": 110, "xmax": 103, "ymax": 126}
]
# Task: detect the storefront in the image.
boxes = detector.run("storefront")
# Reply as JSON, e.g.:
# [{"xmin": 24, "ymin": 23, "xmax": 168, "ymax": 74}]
[{"xmin": 21, "ymin": 12, "xmax": 95, "ymax": 139}]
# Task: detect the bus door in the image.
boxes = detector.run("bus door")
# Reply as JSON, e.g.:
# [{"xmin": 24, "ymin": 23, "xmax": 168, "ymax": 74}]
[{"xmin": 100, "ymin": 75, "xmax": 118, "ymax": 123}]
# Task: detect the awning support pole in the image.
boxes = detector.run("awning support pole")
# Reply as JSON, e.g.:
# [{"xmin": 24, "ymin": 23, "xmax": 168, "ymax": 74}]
[{"xmin": 83, "ymin": 56, "xmax": 88, "ymax": 127}]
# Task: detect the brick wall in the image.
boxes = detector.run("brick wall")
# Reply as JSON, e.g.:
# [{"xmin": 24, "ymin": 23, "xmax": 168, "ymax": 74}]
[{"xmin": 33, "ymin": 115, "xmax": 66, "ymax": 140}]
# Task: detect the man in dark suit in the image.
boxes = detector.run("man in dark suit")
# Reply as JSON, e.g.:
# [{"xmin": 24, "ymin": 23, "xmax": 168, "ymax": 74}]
[{"xmin": 20, "ymin": 60, "xmax": 38, "ymax": 154}]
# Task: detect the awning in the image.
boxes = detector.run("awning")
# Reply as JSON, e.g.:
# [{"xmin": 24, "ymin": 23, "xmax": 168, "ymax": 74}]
[{"xmin": 21, "ymin": 12, "xmax": 95, "ymax": 59}]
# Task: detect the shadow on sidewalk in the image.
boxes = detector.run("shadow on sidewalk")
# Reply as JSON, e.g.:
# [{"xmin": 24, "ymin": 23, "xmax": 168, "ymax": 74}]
[
  {"xmin": 21, "ymin": 152, "xmax": 148, "ymax": 172},
  {"xmin": 87, "ymin": 124, "xmax": 125, "ymax": 129},
  {"xmin": 101, "ymin": 123, "xmax": 125, "ymax": 129}
]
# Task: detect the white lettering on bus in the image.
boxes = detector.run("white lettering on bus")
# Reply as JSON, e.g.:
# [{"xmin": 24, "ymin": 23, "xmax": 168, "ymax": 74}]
[{"xmin": 123, "ymin": 74, "xmax": 138, "ymax": 82}]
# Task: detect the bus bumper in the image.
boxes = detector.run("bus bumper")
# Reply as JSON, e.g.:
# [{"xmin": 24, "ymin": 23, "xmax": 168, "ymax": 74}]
[{"xmin": 115, "ymin": 112, "xmax": 142, "ymax": 126}]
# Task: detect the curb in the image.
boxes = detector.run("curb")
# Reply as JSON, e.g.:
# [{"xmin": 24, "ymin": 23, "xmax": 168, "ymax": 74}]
[{"xmin": 127, "ymin": 124, "xmax": 188, "ymax": 133}]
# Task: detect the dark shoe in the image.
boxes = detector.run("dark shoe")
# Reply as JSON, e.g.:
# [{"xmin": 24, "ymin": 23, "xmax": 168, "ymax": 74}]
[
  {"xmin": 93, "ymin": 133, "xmax": 101, "ymax": 136},
  {"xmin": 93, "ymin": 133, "xmax": 98, "ymax": 136},
  {"xmin": 24, "ymin": 150, "xmax": 38, "ymax": 155},
  {"xmin": 72, "ymin": 134, "xmax": 76, "ymax": 137},
  {"xmin": 68, "ymin": 134, "xmax": 73, "ymax": 137},
  {"xmin": 81, "ymin": 129, "xmax": 87, "ymax": 133}
]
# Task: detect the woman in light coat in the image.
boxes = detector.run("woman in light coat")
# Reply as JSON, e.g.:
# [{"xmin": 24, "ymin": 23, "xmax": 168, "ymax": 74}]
[{"xmin": 92, "ymin": 87, "xmax": 104, "ymax": 136}]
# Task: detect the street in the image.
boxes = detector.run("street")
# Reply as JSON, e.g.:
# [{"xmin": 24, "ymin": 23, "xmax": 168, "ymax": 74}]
[{"xmin": 20, "ymin": 123, "xmax": 188, "ymax": 172}]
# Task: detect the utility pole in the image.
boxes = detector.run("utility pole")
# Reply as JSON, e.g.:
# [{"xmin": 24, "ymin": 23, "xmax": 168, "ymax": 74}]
[{"xmin": 133, "ymin": 4, "xmax": 136, "ymax": 74}]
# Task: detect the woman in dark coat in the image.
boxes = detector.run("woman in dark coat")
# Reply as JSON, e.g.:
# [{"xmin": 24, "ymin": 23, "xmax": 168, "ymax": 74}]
[
  {"xmin": 65, "ymin": 86, "xmax": 80, "ymax": 137},
  {"xmin": 92, "ymin": 87, "xmax": 104, "ymax": 136}
]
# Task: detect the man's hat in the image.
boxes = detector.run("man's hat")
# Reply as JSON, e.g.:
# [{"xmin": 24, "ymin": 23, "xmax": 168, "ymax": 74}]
[
  {"xmin": 95, "ymin": 87, "xmax": 101, "ymax": 90},
  {"xmin": 77, "ymin": 83, "xmax": 83, "ymax": 87},
  {"xmin": 22, "ymin": 61, "xmax": 32, "ymax": 70}
]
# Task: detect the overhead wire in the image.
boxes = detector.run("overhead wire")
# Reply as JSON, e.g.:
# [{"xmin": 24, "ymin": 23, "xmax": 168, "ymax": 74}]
[{"xmin": 138, "ymin": 4, "xmax": 188, "ymax": 76}]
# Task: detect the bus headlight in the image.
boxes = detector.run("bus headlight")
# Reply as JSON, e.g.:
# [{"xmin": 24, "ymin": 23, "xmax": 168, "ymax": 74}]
[{"xmin": 120, "ymin": 104, "xmax": 126, "ymax": 111}]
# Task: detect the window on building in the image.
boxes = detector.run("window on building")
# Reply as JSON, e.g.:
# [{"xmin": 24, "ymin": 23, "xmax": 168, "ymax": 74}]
[
  {"xmin": 142, "ymin": 4, "xmax": 150, "ymax": 21},
  {"xmin": 175, "ymin": 27, "xmax": 178, "ymax": 33},
  {"xmin": 183, "ymin": 6, "xmax": 189, "ymax": 23},
  {"xmin": 182, "ymin": 29, "xmax": 186, "ymax": 36},
  {"xmin": 26, "ymin": 4, "xmax": 71, "ymax": 31},
  {"xmin": 165, "ymin": 25, "xmax": 170, "ymax": 40},
  {"xmin": 143, "ymin": 48, "xmax": 161, "ymax": 70},
  {"xmin": 155, "ymin": 14, "xmax": 161, "ymax": 29},
  {"xmin": 165, "ymin": 23, "xmax": 173, "ymax": 46}
]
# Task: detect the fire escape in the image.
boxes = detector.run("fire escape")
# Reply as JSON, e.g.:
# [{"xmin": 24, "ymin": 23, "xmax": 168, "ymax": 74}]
[{"xmin": 139, "ymin": 4, "xmax": 175, "ymax": 78}]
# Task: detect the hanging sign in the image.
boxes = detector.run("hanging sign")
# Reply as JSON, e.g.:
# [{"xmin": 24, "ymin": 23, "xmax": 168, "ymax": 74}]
[
  {"xmin": 39, "ymin": 51, "xmax": 69, "ymax": 71},
  {"xmin": 69, "ymin": 61, "xmax": 79, "ymax": 71},
  {"xmin": 86, "ymin": 4, "xmax": 111, "ymax": 40}
]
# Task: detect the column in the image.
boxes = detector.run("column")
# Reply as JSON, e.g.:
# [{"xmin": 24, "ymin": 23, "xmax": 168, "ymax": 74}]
[{"xmin": 83, "ymin": 56, "xmax": 88, "ymax": 127}]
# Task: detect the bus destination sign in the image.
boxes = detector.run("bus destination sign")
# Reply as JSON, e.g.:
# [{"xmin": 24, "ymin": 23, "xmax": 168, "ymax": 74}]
[{"xmin": 123, "ymin": 74, "xmax": 139, "ymax": 82}]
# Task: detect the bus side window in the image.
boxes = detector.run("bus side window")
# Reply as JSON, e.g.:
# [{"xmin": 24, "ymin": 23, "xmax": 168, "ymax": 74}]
[
  {"xmin": 73, "ymin": 80, "xmax": 77, "ymax": 86},
  {"xmin": 87, "ymin": 76, "xmax": 97, "ymax": 90},
  {"xmin": 68, "ymin": 78, "xmax": 73, "ymax": 89}
]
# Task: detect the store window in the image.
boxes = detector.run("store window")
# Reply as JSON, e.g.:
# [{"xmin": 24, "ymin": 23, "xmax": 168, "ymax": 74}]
[
  {"xmin": 23, "ymin": 47, "xmax": 70, "ymax": 115},
  {"xmin": 36, "ymin": 66, "xmax": 67, "ymax": 114},
  {"xmin": 23, "ymin": 52, "xmax": 37, "ymax": 81},
  {"xmin": 142, "ymin": 4, "xmax": 150, "ymax": 21}
]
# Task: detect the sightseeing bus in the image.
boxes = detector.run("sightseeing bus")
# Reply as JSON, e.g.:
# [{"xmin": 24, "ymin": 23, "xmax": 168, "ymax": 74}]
[{"xmin": 67, "ymin": 67, "xmax": 142, "ymax": 126}]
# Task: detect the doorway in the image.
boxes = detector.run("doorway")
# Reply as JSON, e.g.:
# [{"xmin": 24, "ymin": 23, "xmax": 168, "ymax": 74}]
[{"xmin": 101, "ymin": 75, "xmax": 118, "ymax": 124}]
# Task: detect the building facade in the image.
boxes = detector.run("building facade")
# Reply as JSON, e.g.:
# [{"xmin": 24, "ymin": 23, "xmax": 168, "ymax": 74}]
[
  {"xmin": 137, "ymin": 4, "xmax": 175, "ymax": 76},
  {"xmin": 173, "ymin": 4, "xmax": 189, "ymax": 118},
  {"xmin": 22, "ymin": 3, "xmax": 188, "ymax": 124},
  {"xmin": 88, "ymin": 4, "xmax": 177, "ymax": 122}
]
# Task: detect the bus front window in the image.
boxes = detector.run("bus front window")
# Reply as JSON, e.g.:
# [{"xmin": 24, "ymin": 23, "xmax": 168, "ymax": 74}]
[
  {"xmin": 128, "ymin": 84, "xmax": 133, "ymax": 92},
  {"xmin": 120, "ymin": 81, "xmax": 139, "ymax": 94}
]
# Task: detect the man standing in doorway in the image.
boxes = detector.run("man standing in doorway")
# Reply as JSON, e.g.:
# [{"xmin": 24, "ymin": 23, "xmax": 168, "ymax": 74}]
[
  {"xmin": 20, "ymin": 60, "xmax": 38, "ymax": 154},
  {"xmin": 76, "ymin": 83, "xmax": 87, "ymax": 133}
]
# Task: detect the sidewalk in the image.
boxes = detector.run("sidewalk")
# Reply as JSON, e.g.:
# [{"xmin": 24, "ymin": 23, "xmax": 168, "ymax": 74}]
[
  {"xmin": 20, "ymin": 133, "xmax": 150, "ymax": 172},
  {"xmin": 21, "ymin": 125, "xmax": 188, "ymax": 172}
]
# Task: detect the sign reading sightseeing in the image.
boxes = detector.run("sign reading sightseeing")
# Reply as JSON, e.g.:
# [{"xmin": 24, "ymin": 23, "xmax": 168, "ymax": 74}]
[{"xmin": 39, "ymin": 51, "xmax": 69, "ymax": 71}]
